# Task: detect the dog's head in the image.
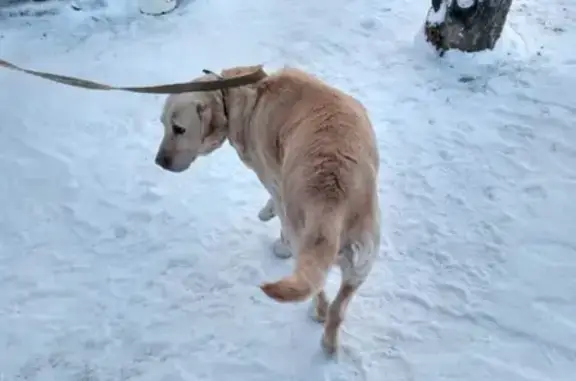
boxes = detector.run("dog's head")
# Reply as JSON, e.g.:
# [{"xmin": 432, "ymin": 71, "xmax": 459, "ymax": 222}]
[{"xmin": 155, "ymin": 90, "xmax": 227, "ymax": 173}]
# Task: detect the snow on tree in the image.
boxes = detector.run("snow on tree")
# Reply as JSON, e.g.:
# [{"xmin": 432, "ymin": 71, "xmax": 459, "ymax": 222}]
[{"xmin": 424, "ymin": 0, "xmax": 514, "ymax": 55}]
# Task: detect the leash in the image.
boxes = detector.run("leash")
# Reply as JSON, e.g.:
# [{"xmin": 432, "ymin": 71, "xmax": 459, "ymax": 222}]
[{"xmin": 0, "ymin": 58, "xmax": 267, "ymax": 94}]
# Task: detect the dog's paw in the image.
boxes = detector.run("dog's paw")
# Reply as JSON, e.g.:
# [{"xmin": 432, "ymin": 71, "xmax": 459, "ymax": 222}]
[
  {"xmin": 310, "ymin": 299, "xmax": 328, "ymax": 323},
  {"xmin": 258, "ymin": 207, "xmax": 275, "ymax": 222},
  {"xmin": 310, "ymin": 305, "xmax": 327, "ymax": 323},
  {"xmin": 272, "ymin": 238, "xmax": 292, "ymax": 259},
  {"xmin": 321, "ymin": 334, "xmax": 339, "ymax": 357},
  {"xmin": 258, "ymin": 199, "xmax": 276, "ymax": 222}
]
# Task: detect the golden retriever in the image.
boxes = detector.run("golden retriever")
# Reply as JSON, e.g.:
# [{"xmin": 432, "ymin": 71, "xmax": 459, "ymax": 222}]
[{"xmin": 154, "ymin": 65, "xmax": 380, "ymax": 355}]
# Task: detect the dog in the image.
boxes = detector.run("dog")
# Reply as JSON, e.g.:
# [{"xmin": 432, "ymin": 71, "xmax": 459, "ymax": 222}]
[{"xmin": 154, "ymin": 65, "xmax": 381, "ymax": 355}]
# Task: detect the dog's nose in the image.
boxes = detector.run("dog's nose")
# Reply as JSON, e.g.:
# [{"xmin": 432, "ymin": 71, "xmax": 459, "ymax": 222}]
[{"xmin": 155, "ymin": 153, "xmax": 172, "ymax": 169}]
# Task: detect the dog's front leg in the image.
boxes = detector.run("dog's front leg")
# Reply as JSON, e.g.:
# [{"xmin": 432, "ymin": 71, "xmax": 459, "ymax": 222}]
[
  {"xmin": 267, "ymin": 193, "xmax": 292, "ymax": 259},
  {"xmin": 272, "ymin": 230, "xmax": 292, "ymax": 259},
  {"xmin": 258, "ymin": 198, "xmax": 276, "ymax": 222}
]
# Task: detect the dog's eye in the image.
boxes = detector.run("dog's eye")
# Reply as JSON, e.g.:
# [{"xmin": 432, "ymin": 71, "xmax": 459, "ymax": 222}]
[{"xmin": 172, "ymin": 124, "xmax": 186, "ymax": 135}]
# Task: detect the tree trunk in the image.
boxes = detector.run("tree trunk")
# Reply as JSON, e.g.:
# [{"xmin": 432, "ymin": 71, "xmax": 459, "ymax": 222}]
[{"xmin": 424, "ymin": 0, "xmax": 513, "ymax": 55}]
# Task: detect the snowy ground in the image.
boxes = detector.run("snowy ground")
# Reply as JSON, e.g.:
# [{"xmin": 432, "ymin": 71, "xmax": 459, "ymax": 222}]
[{"xmin": 1, "ymin": 0, "xmax": 575, "ymax": 380}]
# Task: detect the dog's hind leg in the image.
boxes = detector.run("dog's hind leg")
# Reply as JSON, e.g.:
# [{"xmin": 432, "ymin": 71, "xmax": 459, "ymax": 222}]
[
  {"xmin": 321, "ymin": 237, "xmax": 377, "ymax": 356},
  {"xmin": 321, "ymin": 280, "xmax": 359, "ymax": 356}
]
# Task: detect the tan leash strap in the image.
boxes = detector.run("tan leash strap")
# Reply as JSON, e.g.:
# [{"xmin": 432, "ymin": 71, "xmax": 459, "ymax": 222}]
[{"xmin": 0, "ymin": 58, "xmax": 267, "ymax": 94}]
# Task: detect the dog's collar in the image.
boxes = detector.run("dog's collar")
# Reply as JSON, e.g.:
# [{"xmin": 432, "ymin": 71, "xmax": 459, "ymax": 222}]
[{"xmin": 201, "ymin": 69, "xmax": 229, "ymax": 121}]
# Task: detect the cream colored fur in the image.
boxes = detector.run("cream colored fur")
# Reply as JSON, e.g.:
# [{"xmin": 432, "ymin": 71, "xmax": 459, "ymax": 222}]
[{"xmin": 154, "ymin": 65, "xmax": 381, "ymax": 355}]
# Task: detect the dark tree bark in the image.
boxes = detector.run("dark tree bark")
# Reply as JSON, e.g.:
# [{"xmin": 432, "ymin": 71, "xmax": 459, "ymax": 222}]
[{"xmin": 424, "ymin": 0, "xmax": 514, "ymax": 55}]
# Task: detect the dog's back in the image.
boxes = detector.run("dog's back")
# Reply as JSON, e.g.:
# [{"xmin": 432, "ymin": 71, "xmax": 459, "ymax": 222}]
[{"xmin": 259, "ymin": 68, "xmax": 380, "ymax": 302}]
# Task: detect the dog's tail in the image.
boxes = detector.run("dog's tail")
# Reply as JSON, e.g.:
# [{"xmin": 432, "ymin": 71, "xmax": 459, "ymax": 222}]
[{"xmin": 260, "ymin": 208, "xmax": 344, "ymax": 303}]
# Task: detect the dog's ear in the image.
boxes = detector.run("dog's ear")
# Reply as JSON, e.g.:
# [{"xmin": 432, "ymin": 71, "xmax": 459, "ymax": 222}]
[
  {"xmin": 196, "ymin": 101, "xmax": 209, "ymax": 119},
  {"xmin": 197, "ymin": 100, "xmax": 227, "ymax": 155},
  {"xmin": 195, "ymin": 101, "xmax": 212, "ymax": 137}
]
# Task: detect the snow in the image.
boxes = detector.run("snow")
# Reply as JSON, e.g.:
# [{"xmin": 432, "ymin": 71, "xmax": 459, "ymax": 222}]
[
  {"xmin": 426, "ymin": 1, "xmax": 447, "ymax": 25},
  {"xmin": 456, "ymin": 0, "xmax": 476, "ymax": 9},
  {"xmin": 1, "ymin": 0, "xmax": 575, "ymax": 380}
]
